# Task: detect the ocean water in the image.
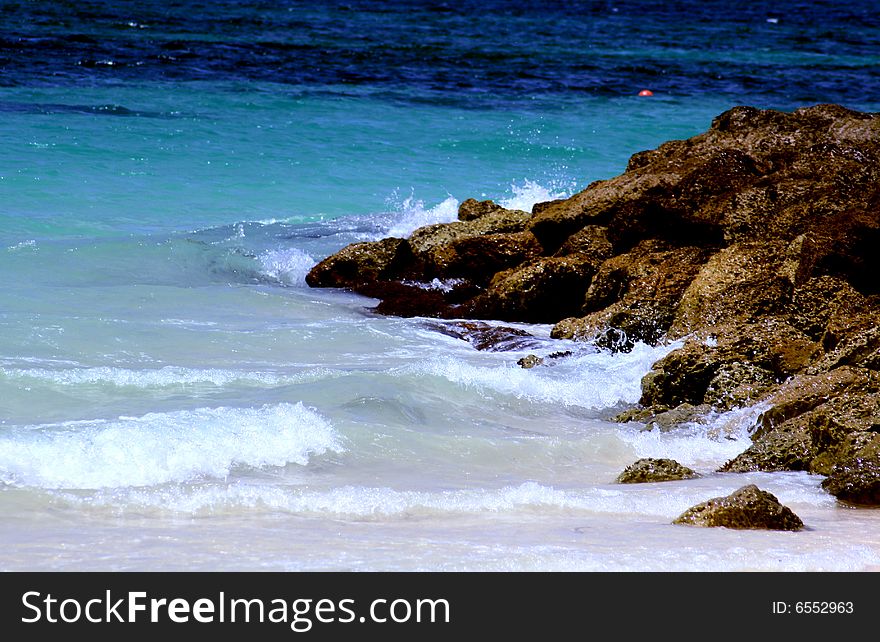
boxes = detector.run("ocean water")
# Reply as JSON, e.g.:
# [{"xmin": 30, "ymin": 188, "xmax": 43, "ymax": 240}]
[{"xmin": 2, "ymin": 0, "xmax": 879, "ymax": 571}]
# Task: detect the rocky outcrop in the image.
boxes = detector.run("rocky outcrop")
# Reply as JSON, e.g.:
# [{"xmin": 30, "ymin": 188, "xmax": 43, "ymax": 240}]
[
  {"xmin": 551, "ymin": 240, "xmax": 709, "ymax": 346},
  {"xmin": 719, "ymin": 368, "xmax": 880, "ymax": 474},
  {"xmin": 673, "ymin": 485, "xmax": 804, "ymax": 530},
  {"xmin": 821, "ymin": 456, "xmax": 880, "ymax": 506},
  {"xmin": 639, "ymin": 318, "xmax": 817, "ymax": 411},
  {"xmin": 462, "ymin": 254, "xmax": 599, "ymax": 323},
  {"xmin": 457, "ymin": 198, "xmax": 509, "ymax": 221},
  {"xmin": 306, "ymin": 104, "xmax": 880, "ymax": 497},
  {"xmin": 306, "ymin": 237, "xmax": 414, "ymax": 289},
  {"xmin": 616, "ymin": 458, "xmax": 699, "ymax": 483}
]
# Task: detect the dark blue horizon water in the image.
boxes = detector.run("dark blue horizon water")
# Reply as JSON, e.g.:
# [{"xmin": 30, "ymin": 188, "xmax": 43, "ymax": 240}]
[{"xmin": 2, "ymin": 0, "xmax": 879, "ymax": 110}]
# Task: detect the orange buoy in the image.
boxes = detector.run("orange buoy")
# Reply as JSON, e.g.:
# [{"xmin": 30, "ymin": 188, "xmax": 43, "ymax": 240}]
[{"xmin": 638, "ymin": 89, "xmax": 654, "ymax": 97}]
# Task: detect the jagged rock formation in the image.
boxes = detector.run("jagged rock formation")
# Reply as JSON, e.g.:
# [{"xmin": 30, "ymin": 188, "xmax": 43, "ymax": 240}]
[{"xmin": 307, "ymin": 104, "xmax": 880, "ymax": 503}]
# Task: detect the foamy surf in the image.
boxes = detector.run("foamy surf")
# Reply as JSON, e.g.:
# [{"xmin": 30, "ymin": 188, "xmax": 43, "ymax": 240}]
[
  {"xmin": 258, "ymin": 247, "xmax": 317, "ymax": 286},
  {"xmin": 615, "ymin": 402, "xmax": 770, "ymax": 470},
  {"xmin": 0, "ymin": 365, "xmax": 343, "ymax": 389},
  {"xmin": 383, "ymin": 179, "xmax": 572, "ymax": 239},
  {"xmin": 0, "ymin": 403, "xmax": 342, "ymax": 489},
  {"xmin": 53, "ymin": 473, "xmax": 834, "ymax": 520},
  {"xmin": 399, "ymin": 341, "xmax": 680, "ymax": 409},
  {"xmin": 386, "ymin": 194, "xmax": 460, "ymax": 238},
  {"xmin": 497, "ymin": 178, "xmax": 572, "ymax": 211}
]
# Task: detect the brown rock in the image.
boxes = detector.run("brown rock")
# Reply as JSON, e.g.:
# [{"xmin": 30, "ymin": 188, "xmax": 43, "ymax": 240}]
[
  {"xmin": 458, "ymin": 198, "xmax": 507, "ymax": 221},
  {"xmin": 669, "ymin": 242, "xmax": 790, "ymax": 336},
  {"xmin": 616, "ymin": 458, "xmax": 699, "ymax": 483},
  {"xmin": 312, "ymin": 104, "xmax": 880, "ymax": 333},
  {"xmin": 641, "ymin": 403, "xmax": 713, "ymax": 432},
  {"xmin": 530, "ymin": 105, "xmax": 880, "ymax": 273},
  {"xmin": 613, "ymin": 407, "xmax": 660, "ymax": 424},
  {"xmin": 517, "ymin": 354, "xmax": 544, "ymax": 369},
  {"xmin": 822, "ymin": 456, "xmax": 880, "ymax": 506},
  {"xmin": 408, "ymin": 209, "xmax": 530, "ymax": 254},
  {"xmin": 718, "ymin": 423, "xmax": 816, "ymax": 473},
  {"xmin": 785, "ymin": 275, "xmax": 867, "ymax": 340},
  {"xmin": 551, "ymin": 241, "xmax": 709, "ymax": 346},
  {"xmin": 305, "ymin": 238, "xmax": 414, "ymax": 288},
  {"xmin": 531, "ymin": 199, "xmax": 566, "ymax": 216},
  {"xmin": 639, "ymin": 319, "xmax": 816, "ymax": 410},
  {"xmin": 673, "ymin": 484, "xmax": 804, "ymax": 531},
  {"xmin": 703, "ymin": 362, "xmax": 778, "ymax": 409},
  {"xmin": 426, "ymin": 231, "xmax": 543, "ymax": 284},
  {"xmin": 423, "ymin": 320, "xmax": 542, "ymax": 352},
  {"xmin": 554, "ymin": 225, "xmax": 614, "ymax": 263},
  {"xmin": 776, "ymin": 234, "xmax": 817, "ymax": 288},
  {"xmin": 305, "ymin": 105, "xmax": 880, "ymax": 492},
  {"xmin": 812, "ymin": 324, "xmax": 880, "ymax": 373},
  {"xmin": 720, "ymin": 370, "xmax": 880, "ymax": 474},
  {"xmin": 751, "ymin": 367, "xmax": 879, "ymax": 434},
  {"xmin": 464, "ymin": 254, "xmax": 598, "ymax": 323},
  {"xmin": 359, "ymin": 281, "xmax": 458, "ymax": 318}
]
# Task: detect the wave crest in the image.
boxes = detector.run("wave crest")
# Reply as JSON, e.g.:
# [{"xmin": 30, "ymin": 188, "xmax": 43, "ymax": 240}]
[{"xmin": 0, "ymin": 403, "xmax": 342, "ymax": 489}]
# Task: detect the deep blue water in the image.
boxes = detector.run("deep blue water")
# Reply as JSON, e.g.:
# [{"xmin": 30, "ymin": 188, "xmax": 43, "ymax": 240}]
[{"xmin": 2, "ymin": 0, "xmax": 879, "ymax": 107}]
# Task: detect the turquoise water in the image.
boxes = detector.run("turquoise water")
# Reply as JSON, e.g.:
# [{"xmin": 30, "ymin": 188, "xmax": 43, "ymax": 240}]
[
  {"xmin": 1, "ymin": 84, "xmax": 732, "ymax": 242},
  {"xmin": 2, "ymin": 1, "xmax": 880, "ymax": 570}
]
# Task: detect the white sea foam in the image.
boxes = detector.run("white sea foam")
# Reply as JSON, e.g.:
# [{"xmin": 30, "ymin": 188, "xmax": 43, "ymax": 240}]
[
  {"xmin": 0, "ymin": 365, "xmax": 340, "ymax": 388},
  {"xmin": 401, "ymin": 341, "xmax": 679, "ymax": 409},
  {"xmin": 386, "ymin": 194, "xmax": 459, "ymax": 238},
  {"xmin": 65, "ymin": 481, "xmax": 600, "ymax": 517},
  {"xmin": 497, "ymin": 178, "xmax": 571, "ymax": 212},
  {"xmin": 383, "ymin": 180, "xmax": 570, "ymax": 239},
  {"xmin": 159, "ymin": 318, "xmax": 219, "ymax": 328},
  {"xmin": 617, "ymin": 402, "xmax": 769, "ymax": 470},
  {"xmin": 258, "ymin": 247, "xmax": 316, "ymax": 285},
  {"xmin": 403, "ymin": 278, "xmax": 466, "ymax": 293},
  {"xmin": 0, "ymin": 403, "xmax": 342, "ymax": 489},
  {"xmin": 6, "ymin": 239, "xmax": 36, "ymax": 251},
  {"xmin": 57, "ymin": 473, "xmax": 833, "ymax": 519}
]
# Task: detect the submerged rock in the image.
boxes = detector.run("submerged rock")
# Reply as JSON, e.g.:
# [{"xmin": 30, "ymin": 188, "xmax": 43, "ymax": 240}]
[
  {"xmin": 673, "ymin": 484, "xmax": 804, "ymax": 530},
  {"xmin": 359, "ymin": 281, "xmax": 459, "ymax": 318},
  {"xmin": 644, "ymin": 403, "xmax": 713, "ymax": 432},
  {"xmin": 616, "ymin": 458, "xmax": 699, "ymax": 483},
  {"xmin": 424, "ymin": 320, "xmax": 542, "ymax": 352},
  {"xmin": 517, "ymin": 354, "xmax": 544, "ymax": 369}
]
